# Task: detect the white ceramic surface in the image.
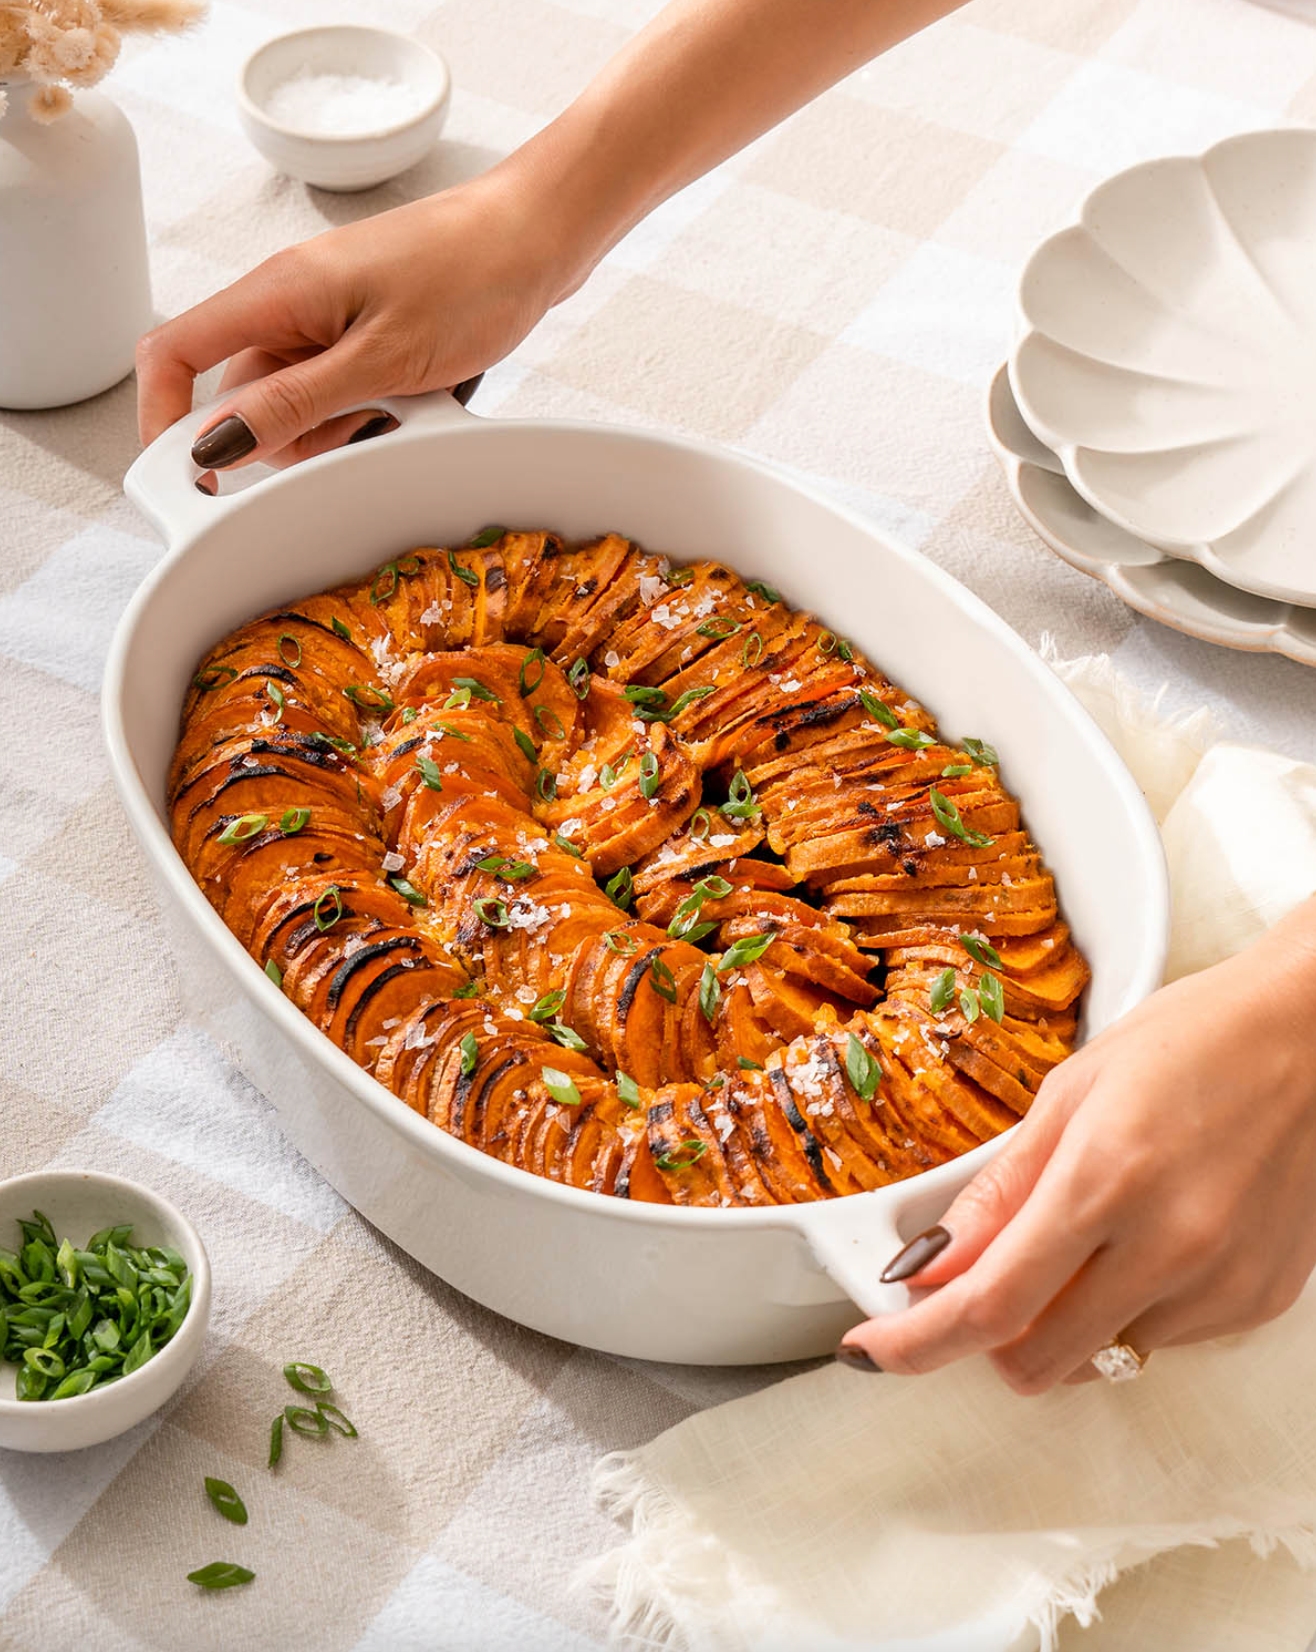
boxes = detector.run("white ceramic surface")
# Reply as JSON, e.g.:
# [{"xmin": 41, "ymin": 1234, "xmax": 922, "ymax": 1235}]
[
  {"xmin": 0, "ymin": 83, "xmax": 153, "ymax": 410},
  {"xmin": 104, "ymin": 391, "xmax": 1168, "ymax": 1365},
  {"xmin": 0, "ymin": 1170, "xmax": 211, "ymax": 1453},
  {"xmin": 1011, "ymin": 127, "xmax": 1316, "ymax": 607},
  {"xmin": 987, "ymin": 365, "xmax": 1316, "ymax": 668},
  {"xmin": 237, "ymin": 26, "xmax": 450, "ymax": 192}
]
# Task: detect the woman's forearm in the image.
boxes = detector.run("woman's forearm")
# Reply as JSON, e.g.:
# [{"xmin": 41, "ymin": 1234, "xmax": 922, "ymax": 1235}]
[{"xmin": 501, "ymin": 0, "xmax": 967, "ymax": 297}]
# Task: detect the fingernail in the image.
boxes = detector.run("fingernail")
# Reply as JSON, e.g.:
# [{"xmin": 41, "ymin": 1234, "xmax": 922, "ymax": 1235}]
[
  {"xmin": 453, "ymin": 372, "xmax": 483, "ymax": 407},
  {"xmin": 191, "ymin": 415, "xmax": 256, "ymax": 469},
  {"xmin": 348, "ymin": 414, "xmax": 395, "ymax": 445},
  {"xmin": 880, "ymin": 1224, "xmax": 952, "ymax": 1284},
  {"xmin": 835, "ymin": 1343, "xmax": 882, "ymax": 1373}
]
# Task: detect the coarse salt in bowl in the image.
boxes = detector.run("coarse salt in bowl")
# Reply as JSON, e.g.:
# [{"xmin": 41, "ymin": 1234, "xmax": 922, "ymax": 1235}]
[{"xmin": 238, "ymin": 25, "xmax": 451, "ymax": 192}]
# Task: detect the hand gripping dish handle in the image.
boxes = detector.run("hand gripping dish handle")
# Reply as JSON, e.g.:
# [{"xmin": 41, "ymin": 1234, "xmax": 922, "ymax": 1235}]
[
  {"xmin": 123, "ymin": 381, "xmax": 481, "ymax": 546},
  {"xmin": 794, "ymin": 1153, "xmax": 981, "ymax": 1319}
]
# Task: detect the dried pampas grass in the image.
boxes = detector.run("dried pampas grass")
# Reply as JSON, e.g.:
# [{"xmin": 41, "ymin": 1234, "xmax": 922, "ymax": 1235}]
[{"xmin": 0, "ymin": 0, "xmax": 203, "ymax": 119}]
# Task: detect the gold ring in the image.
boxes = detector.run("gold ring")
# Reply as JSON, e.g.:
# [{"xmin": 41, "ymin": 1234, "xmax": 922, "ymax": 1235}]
[{"xmin": 1090, "ymin": 1338, "xmax": 1147, "ymax": 1383}]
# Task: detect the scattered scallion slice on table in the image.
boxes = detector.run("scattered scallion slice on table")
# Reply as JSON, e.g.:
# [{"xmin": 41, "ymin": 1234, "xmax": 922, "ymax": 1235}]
[
  {"xmin": 204, "ymin": 1478, "xmax": 248, "ymax": 1526},
  {"xmin": 187, "ymin": 1563, "xmax": 254, "ymax": 1591}
]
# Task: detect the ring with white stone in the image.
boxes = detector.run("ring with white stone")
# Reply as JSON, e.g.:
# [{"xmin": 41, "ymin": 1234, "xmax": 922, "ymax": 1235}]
[{"xmin": 1090, "ymin": 1339, "xmax": 1147, "ymax": 1383}]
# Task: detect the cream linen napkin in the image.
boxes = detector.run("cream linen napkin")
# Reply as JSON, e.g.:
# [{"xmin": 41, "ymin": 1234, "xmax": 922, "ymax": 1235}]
[{"xmin": 584, "ymin": 655, "xmax": 1316, "ymax": 1652}]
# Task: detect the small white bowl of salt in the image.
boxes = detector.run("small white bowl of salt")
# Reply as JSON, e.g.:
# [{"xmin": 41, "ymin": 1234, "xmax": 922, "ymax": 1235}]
[{"xmin": 238, "ymin": 25, "xmax": 451, "ymax": 192}]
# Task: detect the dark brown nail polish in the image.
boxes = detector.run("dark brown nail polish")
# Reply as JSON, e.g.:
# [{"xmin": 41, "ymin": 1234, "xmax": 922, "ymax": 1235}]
[
  {"xmin": 194, "ymin": 477, "xmax": 215, "ymax": 496},
  {"xmin": 452, "ymin": 372, "xmax": 483, "ymax": 407},
  {"xmin": 835, "ymin": 1343, "xmax": 882, "ymax": 1373},
  {"xmin": 880, "ymin": 1224, "xmax": 952, "ymax": 1284},
  {"xmin": 348, "ymin": 414, "xmax": 395, "ymax": 445},
  {"xmin": 191, "ymin": 415, "xmax": 256, "ymax": 469}
]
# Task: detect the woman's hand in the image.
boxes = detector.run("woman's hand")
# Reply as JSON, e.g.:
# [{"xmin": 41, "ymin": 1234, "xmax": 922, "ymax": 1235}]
[
  {"xmin": 840, "ymin": 899, "xmax": 1316, "ymax": 1392},
  {"xmin": 135, "ymin": 168, "xmax": 575, "ymax": 471},
  {"xmin": 135, "ymin": 0, "xmax": 965, "ymax": 471}
]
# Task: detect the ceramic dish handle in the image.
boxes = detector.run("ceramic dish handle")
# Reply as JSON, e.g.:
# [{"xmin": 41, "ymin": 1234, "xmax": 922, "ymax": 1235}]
[
  {"xmin": 795, "ymin": 1158, "xmax": 979, "ymax": 1319},
  {"xmin": 124, "ymin": 384, "xmax": 479, "ymax": 545}
]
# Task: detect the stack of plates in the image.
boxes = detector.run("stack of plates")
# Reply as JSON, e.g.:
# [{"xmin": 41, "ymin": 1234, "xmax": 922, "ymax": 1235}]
[{"xmin": 988, "ymin": 126, "xmax": 1316, "ymax": 668}]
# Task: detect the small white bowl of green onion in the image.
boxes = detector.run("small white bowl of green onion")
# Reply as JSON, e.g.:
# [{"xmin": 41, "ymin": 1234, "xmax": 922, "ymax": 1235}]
[{"xmin": 0, "ymin": 1170, "xmax": 211, "ymax": 1453}]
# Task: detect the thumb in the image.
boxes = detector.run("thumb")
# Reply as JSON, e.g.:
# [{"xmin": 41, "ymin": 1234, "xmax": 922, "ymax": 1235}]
[
  {"xmin": 188, "ymin": 343, "xmax": 373, "ymax": 471},
  {"xmin": 881, "ymin": 1074, "xmax": 1079, "ymax": 1289}
]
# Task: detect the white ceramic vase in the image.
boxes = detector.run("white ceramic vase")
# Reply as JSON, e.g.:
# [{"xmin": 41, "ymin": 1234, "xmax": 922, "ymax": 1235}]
[{"xmin": 0, "ymin": 81, "xmax": 153, "ymax": 410}]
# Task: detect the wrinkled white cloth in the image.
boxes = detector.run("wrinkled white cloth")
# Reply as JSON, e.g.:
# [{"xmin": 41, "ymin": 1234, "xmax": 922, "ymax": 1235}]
[{"xmin": 585, "ymin": 655, "xmax": 1316, "ymax": 1652}]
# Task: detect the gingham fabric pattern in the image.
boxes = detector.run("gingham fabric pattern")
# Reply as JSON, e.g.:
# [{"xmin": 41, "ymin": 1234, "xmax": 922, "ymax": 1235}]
[{"xmin": 3, "ymin": 0, "xmax": 1316, "ymax": 1646}]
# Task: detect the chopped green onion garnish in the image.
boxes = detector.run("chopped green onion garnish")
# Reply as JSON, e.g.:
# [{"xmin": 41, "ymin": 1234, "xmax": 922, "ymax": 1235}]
[
  {"xmin": 266, "ymin": 681, "xmax": 285, "ymax": 722},
  {"xmin": 204, "ymin": 1477, "xmax": 248, "ymax": 1526},
  {"xmin": 536, "ymin": 767, "xmax": 557, "ymax": 802},
  {"xmin": 473, "ymin": 896, "xmax": 508, "ymax": 929},
  {"xmin": 514, "ymin": 727, "xmax": 537, "ymax": 763},
  {"xmin": 534, "ymin": 704, "xmax": 565, "ymax": 741},
  {"xmin": 445, "ymin": 687, "xmax": 473, "ymax": 711},
  {"xmin": 639, "ymin": 752, "xmax": 660, "ymax": 799},
  {"xmin": 467, "ymin": 525, "xmax": 504, "ymax": 549},
  {"xmin": 667, "ymin": 686, "xmax": 715, "ymax": 718},
  {"xmin": 837, "ymin": 639, "xmax": 854, "ymax": 662},
  {"xmin": 697, "ymin": 617, "xmax": 742, "ymax": 640},
  {"xmin": 603, "ymin": 928, "xmax": 638, "ymax": 955},
  {"xmin": 187, "ymin": 1563, "xmax": 254, "ymax": 1591},
  {"xmin": 433, "ymin": 721, "xmax": 472, "ymax": 742},
  {"xmin": 720, "ymin": 770, "xmax": 760, "ymax": 823},
  {"xmin": 859, "ymin": 689, "xmax": 899, "ymax": 728},
  {"xmin": 453, "ymin": 676, "xmax": 499, "ymax": 703},
  {"xmin": 929, "ymin": 787, "xmax": 994, "ymax": 848},
  {"xmin": 689, "ymin": 808, "xmax": 711, "ymax": 842},
  {"xmin": 548, "ymin": 1022, "xmax": 588, "ymax": 1053},
  {"xmin": 655, "ymin": 1140, "xmax": 708, "ymax": 1171},
  {"xmin": 605, "ymin": 867, "xmax": 633, "ymax": 910},
  {"xmin": 845, "ymin": 1034, "xmax": 881, "ymax": 1101},
  {"xmin": 218, "ymin": 813, "xmax": 268, "ymax": 844},
  {"xmin": 962, "ymin": 737, "xmax": 998, "ymax": 768},
  {"xmin": 264, "ymin": 959, "xmax": 283, "ymax": 987},
  {"xmin": 737, "ymin": 1056, "xmax": 763, "ymax": 1071},
  {"xmin": 415, "ymin": 754, "xmax": 444, "ymax": 792},
  {"xmin": 459, "ymin": 1032, "xmax": 478, "ymax": 1076},
  {"xmin": 389, "ymin": 876, "xmax": 427, "ymax": 906},
  {"xmin": 665, "ymin": 566, "xmax": 695, "ymax": 586},
  {"xmin": 543, "ymin": 1068, "xmax": 582, "ymax": 1107},
  {"xmin": 623, "ymin": 684, "xmax": 667, "ymax": 709},
  {"xmin": 518, "ymin": 649, "xmax": 546, "ymax": 697},
  {"xmin": 313, "ymin": 886, "xmax": 342, "ymax": 932},
  {"xmin": 448, "ymin": 549, "xmax": 479, "ymax": 587},
  {"xmin": 279, "ymin": 806, "xmax": 310, "ymax": 835},
  {"xmin": 276, "ymin": 634, "xmax": 302, "ymax": 668},
  {"xmin": 719, "ymin": 931, "xmax": 774, "ymax": 971},
  {"xmin": 978, "ymin": 971, "xmax": 1005, "ymax": 1024},
  {"xmin": 568, "ymin": 658, "xmax": 591, "ymax": 700},
  {"xmin": 886, "ymin": 728, "xmax": 936, "ymax": 751},
  {"xmin": 370, "ymin": 562, "xmax": 399, "ymax": 604},
  {"xmin": 929, "ymin": 968, "xmax": 956, "ymax": 1014},
  {"xmin": 941, "ymin": 764, "xmax": 972, "ymax": 778},
  {"xmin": 959, "ymin": 986, "xmax": 981, "ymax": 1023},
  {"xmin": 617, "ymin": 1071, "xmax": 642, "ymax": 1109},
  {"xmin": 699, "ymin": 962, "xmax": 720, "ymax": 1024},
  {"xmin": 283, "ymin": 1361, "xmax": 332, "ymax": 1395},
  {"xmin": 648, "ymin": 957, "xmax": 677, "ymax": 1003},
  {"xmin": 741, "ymin": 632, "xmax": 763, "ymax": 668},
  {"xmin": 343, "ymin": 684, "xmax": 393, "ymax": 711},
  {"xmin": 529, "ymin": 991, "xmax": 566, "ymax": 1023},
  {"xmin": 330, "ymin": 617, "xmax": 351, "ymax": 641},
  {"xmin": 192, "ymin": 665, "xmax": 237, "ymax": 692},
  {"xmin": 817, "ymin": 630, "xmax": 837, "ymax": 655},
  {"xmin": 960, "ymin": 933, "xmax": 1003, "ymax": 970},
  {"xmin": 453, "ymin": 981, "xmax": 481, "ymax": 999},
  {"xmin": 745, "ymin": 579, "xmax": 780, "ymax": 603},
  {"xmin": 554, "ymin": 833, "xmax": 581, "ymax": 858}
]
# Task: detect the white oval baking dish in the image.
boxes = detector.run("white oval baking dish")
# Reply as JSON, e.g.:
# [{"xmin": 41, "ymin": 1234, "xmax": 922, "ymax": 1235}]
[{"xmin": 104, "ymin": 392, "xmax": 1169, "ymax": 1365}]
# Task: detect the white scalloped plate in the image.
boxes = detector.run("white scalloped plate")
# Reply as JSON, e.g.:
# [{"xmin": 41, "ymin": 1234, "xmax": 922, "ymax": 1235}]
[
  {"xmin": 1010, "ymin": 127, "xmax": 1316, "ymax": 607},
  {"xmin": 987, "ymin": 365, "xmax": 1316, "ymax": 667}
]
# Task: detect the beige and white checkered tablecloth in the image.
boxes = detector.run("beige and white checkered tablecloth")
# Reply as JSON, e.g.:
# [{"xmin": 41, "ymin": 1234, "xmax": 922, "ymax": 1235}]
[{"xmin": 4, "ymin": 1, "xmax": 1316, "ymax": 1646}]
